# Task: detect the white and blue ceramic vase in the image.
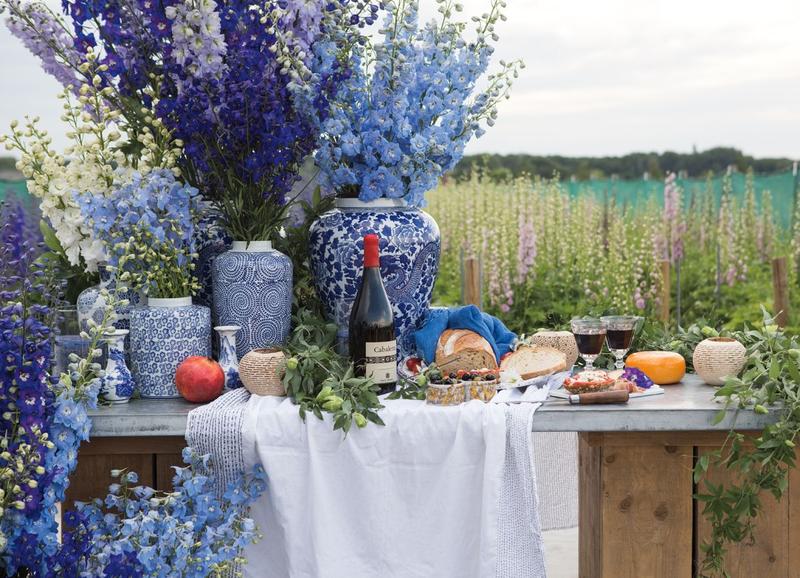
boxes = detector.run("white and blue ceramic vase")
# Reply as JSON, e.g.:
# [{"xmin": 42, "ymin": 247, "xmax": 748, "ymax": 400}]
[
  {"xmin": 308, "ymin": 197, "xmax": 441, "ymax": 357},
  {"xmin": 76, "ymin": 265, "xmax": 141, "ymax": 334},
  {"xmin": 212, "ymin": 241, "xmax": 293, "ymax": 360},
  {"xmin": 215, "ymin": 325, "xmax": 242, "ymax": 389},
  {"xmin": 193, "ymin": 208, "xmax": 232, "ymax": 310},
  {"xmin": 100, "ymin": 329, "xmax": 134, "ymax": 404},
  {"xmin": 130, "ymin": 297, "xmax": 211, "ymax": 399}
]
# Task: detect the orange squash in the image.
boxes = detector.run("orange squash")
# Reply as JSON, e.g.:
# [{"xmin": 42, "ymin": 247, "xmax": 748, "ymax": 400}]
[{"xmin": 625, "ymin": 351, "xmax": 686, "ymax": 385}]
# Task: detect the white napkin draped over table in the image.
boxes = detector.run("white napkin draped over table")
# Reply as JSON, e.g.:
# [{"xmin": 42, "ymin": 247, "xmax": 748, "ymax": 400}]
[{"xmin": 189, "ymin": 393, "xmax": 549, "ymax": 578}]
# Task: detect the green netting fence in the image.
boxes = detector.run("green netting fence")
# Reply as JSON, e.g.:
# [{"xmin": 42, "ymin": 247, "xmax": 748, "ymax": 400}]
[{"xmin": 563, "ymin": 169, "xmax": 800, "ymax": 229}]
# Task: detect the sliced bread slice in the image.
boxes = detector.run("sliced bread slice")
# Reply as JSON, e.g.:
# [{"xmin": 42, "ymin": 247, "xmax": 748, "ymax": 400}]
[{"xmin": 500, "ymin": 345, "xmax": 567, "ymax": 379}]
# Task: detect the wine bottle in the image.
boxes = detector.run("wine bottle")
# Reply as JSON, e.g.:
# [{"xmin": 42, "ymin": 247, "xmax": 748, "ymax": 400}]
[{"xmin": 349, "ymin": 234, "xmax": 397, "ymax": 395}]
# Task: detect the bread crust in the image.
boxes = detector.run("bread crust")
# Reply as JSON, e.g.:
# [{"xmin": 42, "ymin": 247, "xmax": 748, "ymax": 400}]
[{"xmin": 435, "ymin": 329, "xmax": 498, "ymax": 372}]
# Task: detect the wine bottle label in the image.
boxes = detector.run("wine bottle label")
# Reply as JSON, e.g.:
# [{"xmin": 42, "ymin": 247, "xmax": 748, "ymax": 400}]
[{"xmin": 365, "ymin": 341, "xmax": 397, "ymax": 384}]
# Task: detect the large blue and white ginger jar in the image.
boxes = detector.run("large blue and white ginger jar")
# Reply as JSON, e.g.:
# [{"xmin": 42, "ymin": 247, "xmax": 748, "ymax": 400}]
[
  {"xmin": 130, "ymin": 297, "xmax": 211, "ymax": 399},
  {"xmin": 193, "ymin": 208, "xmax": 232, "ymax": 310},
  {"xmin": 308, "ymin": 198, "xmax": 441, "ymax": 357},
  {"xmin": 212, "ymin": 241, "xmax": 292, "ymax": 360}
]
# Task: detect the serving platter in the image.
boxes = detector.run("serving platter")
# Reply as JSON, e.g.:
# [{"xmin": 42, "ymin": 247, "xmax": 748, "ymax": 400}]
[{"xmin": 549, "ymin": 385, "xmax": 665, "ymax": 400}]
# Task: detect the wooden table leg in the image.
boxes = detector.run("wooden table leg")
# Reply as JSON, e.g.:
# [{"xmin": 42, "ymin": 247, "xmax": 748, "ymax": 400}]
[{"xmin": 579, "ymin": 432, "xmax": 694, "ymax": 578}]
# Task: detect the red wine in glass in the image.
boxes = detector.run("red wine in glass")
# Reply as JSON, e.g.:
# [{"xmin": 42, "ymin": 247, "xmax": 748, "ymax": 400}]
[
  {"xmin": 570, "ymin": 319, "xmax": 607, "ymax": 370},
  {"xmin": 601, "ymin": 316, "xmax": 641, "ymax": 369}
]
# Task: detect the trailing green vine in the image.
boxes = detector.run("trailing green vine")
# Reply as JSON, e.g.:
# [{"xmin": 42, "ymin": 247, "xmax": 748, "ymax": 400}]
[{"xmin": 659, "ymin": 308, "xmax": 800, "ymax": 577}]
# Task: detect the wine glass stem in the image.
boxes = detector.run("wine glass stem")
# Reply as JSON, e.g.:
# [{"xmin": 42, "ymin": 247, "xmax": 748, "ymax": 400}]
[{"xmin": 584, "ymin": 355, "xmax": 596, "ymax": 371}]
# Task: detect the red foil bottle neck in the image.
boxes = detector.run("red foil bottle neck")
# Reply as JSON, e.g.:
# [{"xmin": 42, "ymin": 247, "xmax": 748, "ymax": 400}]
[{"xmin": 364, "ymin": 234, "xmax": 380, "ymax": 268}]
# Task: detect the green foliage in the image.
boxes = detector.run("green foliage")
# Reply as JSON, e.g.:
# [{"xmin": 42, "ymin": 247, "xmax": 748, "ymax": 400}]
[
  {"xmin": 274, "ymin": 186, "xmax": 334, "ymax": 318},
  {"xmin": 428, "ymin": 173, "xmax": 797, "ymax": 336},
  {"xmin": 281, "ymin": 305, "xmax": 384, "ymax": 433},
  {"xmin": 658, "ymin": 310, "xmax": 800, "ymax": 577}
]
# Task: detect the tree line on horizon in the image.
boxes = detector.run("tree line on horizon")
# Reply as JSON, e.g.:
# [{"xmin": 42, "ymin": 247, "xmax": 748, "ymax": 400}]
[
  {"xmin": 452, "ymin": 147, "xmax": 795, "ymax": 181},
  {"xmin": 2, "ymin": 147, "xmax": 796, "ymax": 183}
]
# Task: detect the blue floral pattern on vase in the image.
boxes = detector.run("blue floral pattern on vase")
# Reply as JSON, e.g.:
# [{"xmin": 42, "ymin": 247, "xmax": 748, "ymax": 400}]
[
  {"xmin": 215, "ymin": 325, "xmax": 242, "ymax": 389},
  {"xmin": 130, "ymin": 299, "xmax": 211, "ymax": 398},
  {"xmin": 193, "ymin": 207, "xmax": 232, "ymax": 310},
  {"xmin": 212, "ymin": 242, "xmax": 293, "ymax": 360},
  {"xmin": 308, "ymin": 199, "xmax": 441, "ymax": 357},
  {"xmin": 100, "ymin": 329, "xmax": 134, "ymax": 404},
  {"xmin": 76, "ymin": 265, "xmax": 142, "ymax": 360}
]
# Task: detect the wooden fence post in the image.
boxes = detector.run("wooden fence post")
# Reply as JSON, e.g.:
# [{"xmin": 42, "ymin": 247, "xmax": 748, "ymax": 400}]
[
  {"xmin": 772, "ymin": 257, "xmax": 790, "ymax": 327},
  {"xmin": 461, "ymin": 256, "xmax": 482, "ymax": 308},
  {"xmin": 660, "ymin": 260, "xmax": 671, "ymax": 324}
]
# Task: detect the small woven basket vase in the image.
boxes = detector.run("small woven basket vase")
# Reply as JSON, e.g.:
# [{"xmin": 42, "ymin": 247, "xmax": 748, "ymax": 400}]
[
  {"xmin": 529, "ymin": 331, "xmax": 580, "ymax": 369},
  {"xmin": 692, "ymin": 337, "xmax": 747, "ymax": 386},
  {"xmin": 239, "ymin": 348, "xmax": 287, "ymax": 396}
]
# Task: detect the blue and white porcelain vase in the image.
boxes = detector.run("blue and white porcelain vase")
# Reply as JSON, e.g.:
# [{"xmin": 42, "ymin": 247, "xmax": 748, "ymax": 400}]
[
  {"xmin": 193, "ymin": 208, "xmax": 232, "ymax": 310},
  {"xmin": 130, "ymin": 297, "xmax": 211, "ymax": 399},
  {"xmin": 308, "ymin": 197, "xmax": 441, "ymax": 357},
  {"xmin": 100, "ymin": 329, "xmax": 134, "ymax": 404},
  {"xmin": 215, "ymin": 325, "xmax": 242, "ymax": 389},
  {"xmin": 212, "ymin": 241, "xmax": 292, "ymax": 360},
  {"xmin": 76, "ymin": 265, "xmax": 141, "ymax": 334}
]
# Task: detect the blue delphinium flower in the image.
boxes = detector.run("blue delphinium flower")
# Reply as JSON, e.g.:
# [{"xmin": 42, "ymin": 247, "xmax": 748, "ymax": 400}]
[
  {"xmin": 48, "ymin": 450, "xmax": 266, "ymax": 577},
  {"xmin": 76, "ymin": 169, "xmax": 200, "ymax": 299},
  {"xmin": 293, "ymin": 0, "xmax": 523, "ymax": 207}
]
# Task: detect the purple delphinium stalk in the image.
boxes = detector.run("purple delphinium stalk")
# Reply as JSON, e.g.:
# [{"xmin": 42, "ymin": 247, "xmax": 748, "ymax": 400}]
[{"xmin": 3, "ymin": 0, "xmax": 83, "ymax": 88}]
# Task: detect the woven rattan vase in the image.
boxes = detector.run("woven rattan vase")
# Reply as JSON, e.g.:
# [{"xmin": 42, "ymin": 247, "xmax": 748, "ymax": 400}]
[
  {"xmin": 530, "ymin": 331, "xmax": 580, "ymax": 369},
  {"xmin": 239, "ymin": 348, "xmax": 286, "ymax": 396},
  {"xmin": 693, "ymin": 337, "xmax": 746, "ymax": 386}
]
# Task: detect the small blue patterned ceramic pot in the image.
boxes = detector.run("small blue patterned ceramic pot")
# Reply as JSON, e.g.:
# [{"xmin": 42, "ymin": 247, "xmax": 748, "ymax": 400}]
[
  {"xmin": 100, "ymin": 329, "xmax": 134, "ymax": 404},
  {"xmin": 212, "ymin": 242, "xmax": 293, "ymax": 360},
  {"xmin": 308, "ymin": 198, "xmax": 441, "ymax": 357},
  {"xmin": 130, "ymin": 297, "xmax": 211, "ymax": 399},
  {"xmin": 193, "ymin": 208, "xmax": 232, "ymax": 311},
  {"xmin": 215, "ymin": 325, "xmax": 242, "ymax": 389},
  {"xmin": 76, "ymin": 265, "xmax": 142, "ymax": 335}
]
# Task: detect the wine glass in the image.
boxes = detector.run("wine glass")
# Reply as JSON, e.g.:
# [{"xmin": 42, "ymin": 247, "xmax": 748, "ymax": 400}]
[
  {"xmin": 570, "ymin": 318, "xmax": 607, "ymax": 371},
  {"xmin": 601, "ymin": 315, "xmax": 641, "ymax": 369}
]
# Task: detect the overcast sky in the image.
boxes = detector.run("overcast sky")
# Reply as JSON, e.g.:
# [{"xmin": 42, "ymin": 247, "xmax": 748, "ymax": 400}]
[{"xmin": 1, "ymin": 0, "xmax": 798, "ymax": 158}]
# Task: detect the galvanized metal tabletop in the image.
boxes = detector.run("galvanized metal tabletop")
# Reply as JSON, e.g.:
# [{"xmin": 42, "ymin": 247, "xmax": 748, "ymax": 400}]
[{"xmin": 87, "ymin": 374, "xmax": 774, "ymax": 437}]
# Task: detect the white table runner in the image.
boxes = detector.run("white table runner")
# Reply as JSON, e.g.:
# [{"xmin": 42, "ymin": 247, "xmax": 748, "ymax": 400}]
[{"xmin": 188, "ymin": 392, "xmax": 550, "ymax": 578}]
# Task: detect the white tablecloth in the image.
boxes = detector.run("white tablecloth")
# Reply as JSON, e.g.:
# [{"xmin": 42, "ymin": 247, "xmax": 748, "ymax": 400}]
[{"xmin": 238, "ymin": 397, "xmax": 547, "ymax": 578}]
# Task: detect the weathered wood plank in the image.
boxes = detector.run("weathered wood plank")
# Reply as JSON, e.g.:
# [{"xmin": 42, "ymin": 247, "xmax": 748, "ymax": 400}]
[
  {"xmin": 789, "ymin": 458, "xmax": 800, "ymax": 578},
  {"xmin": 600, "ymin": 442, "xmax": 693, "ymax": 577},
  {"xmin": 579, "ymin": 433, "xmax": 602, "ymax": 578},
  {"xmin": 65, "ymin": 453, "xmax": 154, "ymax": 512}
]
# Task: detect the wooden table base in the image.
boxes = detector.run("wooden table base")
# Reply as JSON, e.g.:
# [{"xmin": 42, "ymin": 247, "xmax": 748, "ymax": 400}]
[
  {"xmin": 579, "ymin": 431, "xmax": 800, "ymax": 578},
  {"xmin": 66, "ymin": 436, "xmax": 186, "ymax": 512}
]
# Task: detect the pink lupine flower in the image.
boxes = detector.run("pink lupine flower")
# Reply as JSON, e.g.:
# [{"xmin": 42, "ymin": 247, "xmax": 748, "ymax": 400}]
[{"xmin": 516, "ymin": 215, "xmax": 537, "ymax": 285}]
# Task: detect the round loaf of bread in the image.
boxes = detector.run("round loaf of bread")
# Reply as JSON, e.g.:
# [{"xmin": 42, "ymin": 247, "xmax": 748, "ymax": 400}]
[{"xmin": 435, "ymin": 329, "xmax": 498, "ymax": 373}]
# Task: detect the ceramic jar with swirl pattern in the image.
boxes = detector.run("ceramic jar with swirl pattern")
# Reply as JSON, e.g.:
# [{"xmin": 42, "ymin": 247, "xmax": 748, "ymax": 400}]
[
  {"xmin": 212, "ymin": 241, "xmax": 293, "ymax": 360},
  {"xmin": 308, "ymin": 197, "xmax": 441, "ymax": 358}
]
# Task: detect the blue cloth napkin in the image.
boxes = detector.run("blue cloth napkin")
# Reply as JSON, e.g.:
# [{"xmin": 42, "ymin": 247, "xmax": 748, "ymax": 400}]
[{"xmin": 414, "ymin": 305, "xmax": 517, "ymax": 364}]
